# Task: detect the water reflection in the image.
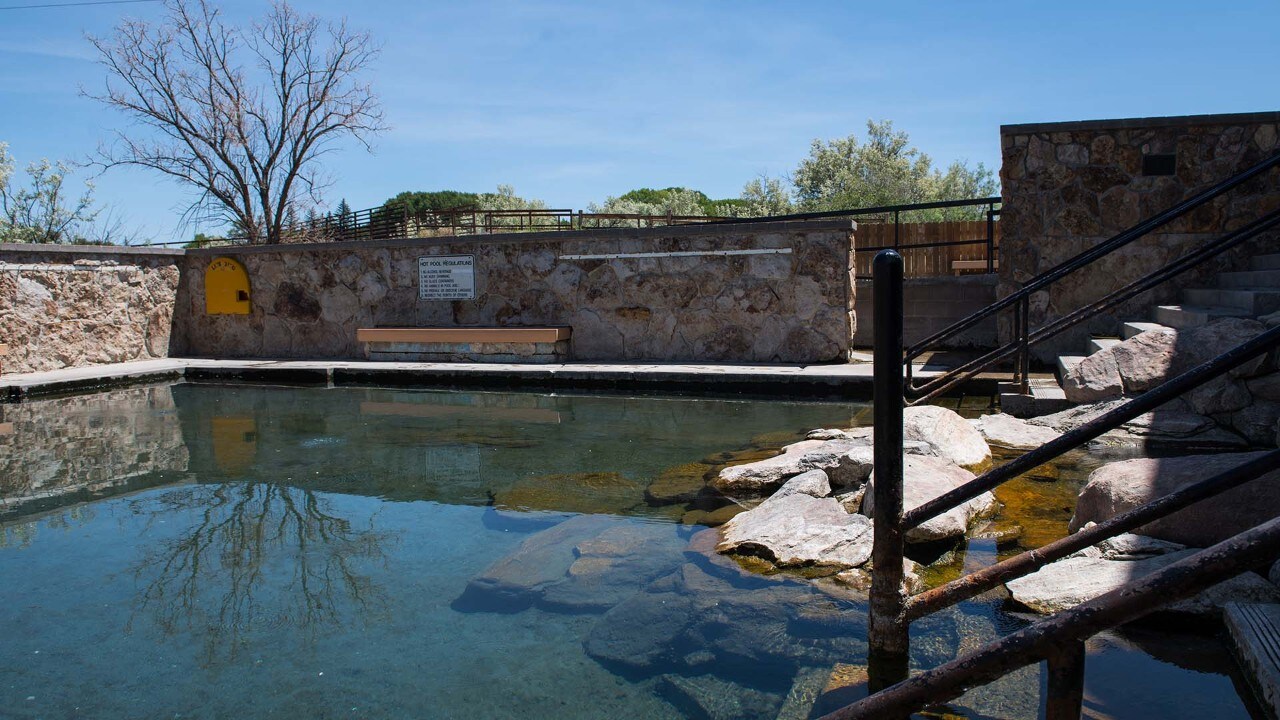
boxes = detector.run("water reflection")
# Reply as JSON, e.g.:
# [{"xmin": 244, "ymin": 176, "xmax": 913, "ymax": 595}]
[
  {"xmin": 127, "ymin": 482, "xmax": 394, "ymax": 664},
  {"xmin": 0, "ymin": 385, "xmax": 189, "ymax": 520}
]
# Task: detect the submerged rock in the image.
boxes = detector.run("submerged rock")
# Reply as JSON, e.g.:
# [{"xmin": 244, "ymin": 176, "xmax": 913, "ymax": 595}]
[
  {"xmin": 583, "ymin": 561, "xmax": 880, "ymax": 678},
  {"xmin": 1005, "ymin": 551, "xmax": 1280, "ymax": 616},
  {"xmin": 492, "ymin": 471, "xmax": 647, "ymax": 516},
  {"xmin": 656, "ymin": 673, "xmax": 783, "ymax": 720},
  {"xmin": 455, "ymin": 514, "xmax": 685, "ymax": 614},
  {"xmin": 716, "ymin": 493, "xmax": 873, "ymax": 570},
  {"xmin": 1070, "ymin": 451, "xmax": 1280, "ymax": 547},
  {"xmin": 903, "ymin": 405, "xmax": 992, "ymax": 473},
  {"xmin": 864, "ymin": 455, "xmax": 1000, "ymax": 543},
  {"xmin": 646, "ymin": 462, "xmax": 714, "ymax": 504}
]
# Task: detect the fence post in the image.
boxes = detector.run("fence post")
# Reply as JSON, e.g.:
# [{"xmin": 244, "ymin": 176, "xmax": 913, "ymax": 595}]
[
  {"xmin": 986, "ymin": 204, "xmax": 996, "ymax": 274},
  {"xmin": 869, "ymin": 249, "xmax": 909, "ymax": 696}
]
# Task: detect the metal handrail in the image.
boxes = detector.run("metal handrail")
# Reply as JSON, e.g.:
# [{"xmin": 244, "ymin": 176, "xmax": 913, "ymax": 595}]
[
  {"xmin": 854, "ymin": 250, "xmax": 1280, "ymax": 720},
  {"xmin": 904, "ymin": 150, "xmax": 1280, "ymax": 398},
  {"xmin": 907, "ymin": 205, "xmax": 1280, "ymax": 405},
  {"xmin": 829, "ymin": 514, "xmax": 1280, "ymax": 720}
]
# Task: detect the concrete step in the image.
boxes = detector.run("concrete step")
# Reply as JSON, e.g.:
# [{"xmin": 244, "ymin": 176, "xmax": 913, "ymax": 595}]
[
  {"xmin": 1183, "ymin": 287, "xmax": 1280, "ymax": 315},
  {"xmin": 1056, "ymin": 354, "xmax": 1086, "ymax": 380},
  {"xmin": 1252, "ymin": 254, "xmax": 1280, "ymax": 271},
  {"xmin": 998, "ymin": 379, "xmax": 1071, "ymax": 418},
  {"xmin": 1087, "ymin": 336, "xmax": 1123, "ymax": 354},
  {"xmin": 1122, "ymin": 321, "xmax": 1173, "ymax": 339},
  {"xmin": 1153, "ymin": 304, "xmax": 1252, "ymax": 330},
  {"xmin": 1224, "ymin": 603, "xmax": 1280, "ymax": 718},
  {"xmin": 1218, "ymin": 269, "xmax": 1280, "ymax": 289}
]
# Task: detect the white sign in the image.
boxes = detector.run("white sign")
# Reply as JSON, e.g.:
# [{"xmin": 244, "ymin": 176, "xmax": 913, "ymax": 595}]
[{"xmin": 418, "ymin": 255, "xmax": 475, "ymax": 300}]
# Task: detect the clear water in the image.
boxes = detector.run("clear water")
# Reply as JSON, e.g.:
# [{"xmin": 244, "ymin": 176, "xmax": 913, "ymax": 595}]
[{"xmin": 0, "ymin": 383, "xmax": 1257, "ymax": 719}]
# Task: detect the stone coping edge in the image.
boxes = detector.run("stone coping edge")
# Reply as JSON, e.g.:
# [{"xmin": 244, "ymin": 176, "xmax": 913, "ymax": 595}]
[
  {"xmin": 2, "ymin": 360, "xmax": 1001, "ymax": 402},
  {"xmin": 0, "ymin": 243, "xmax": 185, "ymax": 257},
  {"xmin": 1001, "ymin": 110, "xmax": 1280, "ymax": 136},
  {"xmin": 183, "ymin": 218, "xmax": 858, "ymax": 257}
]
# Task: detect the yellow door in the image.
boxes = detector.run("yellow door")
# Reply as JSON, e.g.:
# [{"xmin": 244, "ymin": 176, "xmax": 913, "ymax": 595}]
[{"xmin": 206, "ymin": 257, "xmax": 252, "ymax": 314}]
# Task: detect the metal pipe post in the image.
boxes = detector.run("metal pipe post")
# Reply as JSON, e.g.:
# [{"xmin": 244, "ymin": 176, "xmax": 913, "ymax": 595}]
[
  {"xmin": 1044, "ymin": 641, "xmax": 1086, "ymax": 720},
  {"xmin": 868, "ymin": 249, "xmax": 909, "ymax": 695}
]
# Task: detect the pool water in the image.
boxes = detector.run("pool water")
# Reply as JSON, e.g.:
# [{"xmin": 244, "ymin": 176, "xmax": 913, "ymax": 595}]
[{"xmin": 0, "ymin": 383, "xmax": 1259, "ymax": 719}]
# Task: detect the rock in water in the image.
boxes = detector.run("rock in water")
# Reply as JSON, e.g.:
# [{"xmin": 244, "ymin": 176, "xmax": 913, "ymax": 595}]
[
  {"xmin": 1070, "ymin": 451, "xmax": 1280, "ymax": 547},
  {"xmin": 1006, "ymin": 551, "xmax": 1280, "ymax": 616},
  {"xmin": 903, "ymin": 405, "xmax": 992, "ymax": 472},
  {"xmin": 538, "ymin": 523, "xmax": 687, "ymax": 613},
  {"xmin": 712, "ymin": 439, "xmax": 860, "ymax": 495},
  {"xmin": 864, "ymin": 455, "xmax": 999, "ymax": 543},
  {"xmin": 492, "ymin": 471, "xmax": 647, "ymax": 515},
  {"xmin": 716, "ymin": 494, "xmax": 873, "ymax": 570},
  {"xmin": 656, "ymin": 674, "xmax": 782, "ymax": 720},
  {"xmin": 456, "ymin": 515, "xmax": 685, "ymax": 613},
  {"xmin": 646, "ymin": 462, "xmax": 714, "ymax": 503},
  {"xmin": 454, "ymin": 514, "xmax": 617, "ymax": 612},
  {"xmin": 970, "ymin": 413, "xmax": 1063, "ymax": 451},
  {"xmin": 771, "ymin": 469, "xmax": 832, "ymax": 500}
]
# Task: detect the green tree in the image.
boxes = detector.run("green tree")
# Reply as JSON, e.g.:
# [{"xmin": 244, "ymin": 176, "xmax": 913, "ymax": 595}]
[
  {"xmin": 790, "ymin": 120, "xmax": 996, "ymax": 219},
  {"xmin": 381, "ymin": 190, "xmax": 481, "ymax": 216},
  {"xmin": 739, "ymin": 174, "xmax": 794, "ymax": 217},
  {"xmin": 0, "ymin": 142, "xmax": 100, "ymax": 243}
]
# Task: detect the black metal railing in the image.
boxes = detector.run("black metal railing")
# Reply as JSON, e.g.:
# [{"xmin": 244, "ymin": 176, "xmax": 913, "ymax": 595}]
[
  {"xmin": 833, "ymin": 249, "xmax": 1280, "ymax": 720},
  {"xmin": 905, "ymin": 151, "xmax": 1280, "ymax": 403}
]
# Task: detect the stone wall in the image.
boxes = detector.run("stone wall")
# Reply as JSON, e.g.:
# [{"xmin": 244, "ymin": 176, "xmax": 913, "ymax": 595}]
[
  {"xmin": 0, "ymin": 245, "xmax": 183, "ymax": 373},
  {"xmin": 999, "ymin": 111, "xmax": 1280, "ymax": 360},
  {"xmin": 174, "ymin": 220, "xmax": 856, "ymax": 364},
  {"xmin": 851, "ymin": 275, "xmax": 997, "ymax": 349}
]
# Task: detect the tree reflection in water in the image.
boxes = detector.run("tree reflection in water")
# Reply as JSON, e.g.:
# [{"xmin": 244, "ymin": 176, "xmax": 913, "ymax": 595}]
[{"xmin": 127, "ymin": 483, "xmax": 395, "ymax": 664}]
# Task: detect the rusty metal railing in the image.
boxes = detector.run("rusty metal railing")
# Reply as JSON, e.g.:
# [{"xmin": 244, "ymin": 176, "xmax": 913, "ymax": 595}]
[{"xmin": 842, "ymin": 249, "xmax": 1280, "ymax": 720}]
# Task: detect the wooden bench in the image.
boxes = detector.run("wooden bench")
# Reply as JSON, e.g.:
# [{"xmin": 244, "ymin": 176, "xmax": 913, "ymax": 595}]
[
  {"xmin": 356, "ymin": 327, "xmax": 571, "ymax": 364},
  {"xmin": 951, "ymin": 259, "xmax": 999, "ymax": 275}
]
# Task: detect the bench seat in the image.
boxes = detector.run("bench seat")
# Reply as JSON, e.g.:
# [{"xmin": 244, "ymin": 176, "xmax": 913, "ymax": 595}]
[
  {"xmin": 357, "ymin": 327, "xmax": 571, "ymax": 364},
  {"xmin": 951, "ymin": 259, "xmax": 999, "ymax": 275}
]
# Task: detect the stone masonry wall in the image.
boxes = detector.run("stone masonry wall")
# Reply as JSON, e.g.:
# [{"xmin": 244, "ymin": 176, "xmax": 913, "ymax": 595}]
[
  {"xmin": 851, "ymin": 275, "xmax": 998, "ymax": 349},
  {"xmin": 174, "ymin": 220, "xmax": 856, "ymax": 363},
  {"xmin": 999, "ymin": 111, "xmax": 1280, "ymax": 361},
  {"xmin": 0, "ymin": 245, "xmax": 183, "ymax": 373}
]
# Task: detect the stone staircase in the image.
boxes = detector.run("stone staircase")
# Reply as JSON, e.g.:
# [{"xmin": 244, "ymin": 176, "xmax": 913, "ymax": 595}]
[{"xmin": 1001, "ymin": 252, "xmax": 1280, "ymax": 417}]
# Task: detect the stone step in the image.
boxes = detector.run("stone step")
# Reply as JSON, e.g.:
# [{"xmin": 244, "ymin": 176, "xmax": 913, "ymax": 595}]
[
  {"xmin": 1087, "ymin": 336, "xmax": 1123, "ymax": 354},
  {"xmin": 1056, "ymin": 354, "xmax": 1086, "ymax": 380},
  {"xmin": 998, "ymin": 379, "xmax": 1071, "ymax": 418},
  {"xmin": 1218, "ymin": 269, "xmax": 1280, "ymax": 290},
  {"xmin": 1153, "ymin": 304, "xmax": 1252, "ymax": 330},
  {"xmin": 1252, "ymin": 254, "xmax": 1280, "ymax": 271},
  {"xmin": 1122, "ymin": 321, "xmax": 1173, "ymax": 339},
  {"xmin": 1224, "ymin": 603, "xmax": 1280, "ymax": 718},
  {"xmin": 1183, "ymin": 288, "xmax": 1280, "ymax": 315}
]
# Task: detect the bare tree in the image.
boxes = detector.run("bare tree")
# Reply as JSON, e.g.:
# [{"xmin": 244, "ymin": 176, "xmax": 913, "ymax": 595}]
[{"xmin": 87, "ymin": 0, "xmax": 385, "ymax": 244}]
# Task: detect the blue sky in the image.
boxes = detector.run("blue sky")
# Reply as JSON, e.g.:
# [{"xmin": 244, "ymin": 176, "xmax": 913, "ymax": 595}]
[{"xmin": 1, "ymin": 0, "xmax": 1277, "ymax": 243}]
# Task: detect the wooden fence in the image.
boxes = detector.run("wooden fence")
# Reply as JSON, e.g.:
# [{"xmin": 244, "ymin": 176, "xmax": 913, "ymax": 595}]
[{"xmin": 853, "ymin": 220, "xmax": 1000, "ymax": 278}]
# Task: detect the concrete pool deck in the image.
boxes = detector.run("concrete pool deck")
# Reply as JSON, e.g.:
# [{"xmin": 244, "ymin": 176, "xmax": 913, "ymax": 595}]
[{"xmin": 0, "ymin": 355, "xmax": 1024, "ymax": 401}]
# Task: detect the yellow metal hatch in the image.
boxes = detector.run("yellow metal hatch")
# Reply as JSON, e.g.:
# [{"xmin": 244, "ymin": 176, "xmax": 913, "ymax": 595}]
[{"xmin": 205, "ymin": 256, "xmax": 252, "ymax": 314}]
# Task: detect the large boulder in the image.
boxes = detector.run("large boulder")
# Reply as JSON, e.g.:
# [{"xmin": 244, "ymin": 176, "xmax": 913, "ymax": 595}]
[
  {"xmin": 713, "ymin": 439, "xmax": 859, "ymax": 495},
  {"xmin": 902, "ymin": 405, "xmax": 992, "ymax": 472},
  {"xmin": 1006, "ymin": 551, "xmax": 1280, "ymax": 616},
  {"xmin": 863, "ymin": 455, "xmax": 1000, "ymax": 543},
  {"xmin": 1061, "ymin": 320, "xmax": 1269, "ymax": 405},
  {"xmin": 1070, "ymin": 451, "xmax": 1280, "ymax": 546},
  {"xmin": 1028, "ymin": 399, "xmax": 1248, "ymax": 453},
  {"xmin": 716, "ymin": 493, "xmax": 873, "ymax": 570}
]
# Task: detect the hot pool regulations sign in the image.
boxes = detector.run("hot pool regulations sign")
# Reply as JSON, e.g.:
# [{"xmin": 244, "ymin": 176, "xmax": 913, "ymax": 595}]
[{"xmin": 418, "ymin": 255, "xmax": 476, "ymax": 300}]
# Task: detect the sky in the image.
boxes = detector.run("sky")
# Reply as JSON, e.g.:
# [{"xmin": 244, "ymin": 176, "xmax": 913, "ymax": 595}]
[{"xmin": 1, "ymin": 0, "xmax": 1278, "ymax": 243}]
